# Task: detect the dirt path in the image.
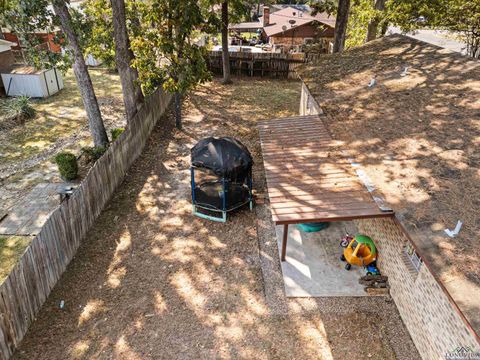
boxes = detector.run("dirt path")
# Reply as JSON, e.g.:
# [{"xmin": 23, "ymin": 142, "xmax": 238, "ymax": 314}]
[{"xmin": 13, "ymin": 79, "xmax": 419, "ymax": 360}]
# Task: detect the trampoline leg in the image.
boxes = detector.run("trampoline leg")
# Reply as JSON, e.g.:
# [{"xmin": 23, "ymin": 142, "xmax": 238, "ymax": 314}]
[
  {"xmin": 222, "ymin": 211, "xmax": 227, "ymax": 222},
  {"xmin": 192, "ymin": 205, "xmax": 196, "ymax": 214},
  {"xmin": 281, "ymin": 224, "xmax": 288, "ymax": 261},
  {"xmin": 249, "ymin": 200, "xmax": 253, "ymax": 211}
]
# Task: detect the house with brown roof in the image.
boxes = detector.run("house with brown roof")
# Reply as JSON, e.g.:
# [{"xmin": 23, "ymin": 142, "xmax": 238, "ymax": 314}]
[
  {"xmin": 230, "ymin": 6, "xmax": 335, "ymax": 53},
  {"xmin": 0, "ymin": 39, "xmax": 16, "ymax": 96},
  {"xmin": 297, "ymin": 34, "xmax": 480, "ymax": 358}
]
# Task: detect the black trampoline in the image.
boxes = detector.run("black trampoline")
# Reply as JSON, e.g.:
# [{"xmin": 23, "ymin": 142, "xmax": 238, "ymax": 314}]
[{"xmin": 190, "ymin": 137, "xmax": 253, "ymax": 222}]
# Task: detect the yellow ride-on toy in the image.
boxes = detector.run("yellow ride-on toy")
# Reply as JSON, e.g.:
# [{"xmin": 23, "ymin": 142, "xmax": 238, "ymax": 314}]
[{"xmin": 340, "ymin": 234, "xmax": 377, "ymax": 270}]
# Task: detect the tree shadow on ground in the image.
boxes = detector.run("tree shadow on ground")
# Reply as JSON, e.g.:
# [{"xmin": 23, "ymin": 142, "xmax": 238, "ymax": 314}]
[{"xmin": 14, "ymin": 78, "xmax": 414, "ymax": 360}]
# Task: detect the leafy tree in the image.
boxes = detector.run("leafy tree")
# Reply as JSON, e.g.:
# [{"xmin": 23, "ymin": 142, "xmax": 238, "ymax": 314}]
[
  {"xmin": 390, "ymin": 0, "xmax": 480, "ymax": 58},
  {"xmin": 199, "ymin": 0, "xmax": 253, "ymax": 84},
  {"xmin": 344, "ymin": 0, "xmax": 388, "ymax": 48},
  {"xmin": 312, "ymin": 0, "xmax": 389, "ymax": 49},
  {"xmin": 52, "ymin": 0, "xmax": 109, "ymax": 146},
  {"xmin": 110, "ymin": 0, "xmax": 144, "ymax": 121},
  {"xmin": 220, "ymin": 2, "xmax": 231, "ymax": 84},
  {"xmin": 2, "ymin": 0, "xmax": 109, "ymax": 146},
  {"xmin": 1, "ymin": 0, "xmax": 69, "ymax": 70},
  {"xmin": 81, "ymin": 0, "xmax": 116, "ymax": 69},
  {"xmin": 365, "ymin": 0, "xmax": 386, "ymax": 42},
  {"xmin": 312, "ymin": 0, "xmax": 351, "ymax": 52},
  {"xmin": 130, "ymin": 0, "xmax": 211, "ymax": 129}
]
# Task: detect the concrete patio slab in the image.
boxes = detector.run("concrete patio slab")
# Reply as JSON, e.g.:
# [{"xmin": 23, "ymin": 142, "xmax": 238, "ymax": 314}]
[
  {"xmin": 0, "ymin": 182, "xmax": 76, "ymax": 236},
  {"xmin": 275, "ymin": 221, "xmax": 368, "ymax": 297}
]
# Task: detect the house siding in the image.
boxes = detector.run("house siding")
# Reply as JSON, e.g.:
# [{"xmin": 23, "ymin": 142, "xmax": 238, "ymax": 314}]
[
  {"xmin": 269, "ymin": 24, "xmax": 333, "ymax": 51},
  {"xmin": 2, "ymin": 32, "xmax": 61, "ymax": 53},
  {"xmin": 0, "ymin": 49, "xmax": 14, "ymax": 94},
  {"xmin": 0, "ymin": 50, "xmax": 14, "ymax": 71},
  {"xmin": 299, "ymin": 80, "xmax": 480, "ymax": 359}
]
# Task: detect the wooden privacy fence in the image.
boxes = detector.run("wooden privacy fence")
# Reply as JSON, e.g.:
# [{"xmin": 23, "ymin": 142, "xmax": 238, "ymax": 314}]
[
  {"xmin": 0, "ymin": 88, "xmax": 172, "ymax": 359},
  {"xmin": 208, "ymin": 51, "xmax": 306, "ymax": 79}
]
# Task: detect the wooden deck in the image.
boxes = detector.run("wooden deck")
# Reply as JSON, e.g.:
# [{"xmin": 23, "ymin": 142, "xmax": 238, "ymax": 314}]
[{"xmin": 259, "ymin": 115, "xmax": 393, "ymax": 225}]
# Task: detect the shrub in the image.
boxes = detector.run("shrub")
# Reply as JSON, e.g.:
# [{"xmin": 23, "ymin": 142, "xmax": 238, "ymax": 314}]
[
  {"xmin": 55, "ymin": 152, "xmax": 78, "ymax": 181},
  {"xmin": 0, "ymin": 96, "xmax": 35, "ymax": 129},
  {"xmin": 81, "ymin": 146, "xmax": 107, "ymax": 163},
  {"xmin": 110, "ymin": 127, "xmax": 125, "ymax": 141}
]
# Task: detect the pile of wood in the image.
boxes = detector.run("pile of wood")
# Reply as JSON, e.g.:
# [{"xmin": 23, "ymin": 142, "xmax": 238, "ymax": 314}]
[{"xmin": 360, "ymin": 275, "xmax": 390, "ymax": 295}]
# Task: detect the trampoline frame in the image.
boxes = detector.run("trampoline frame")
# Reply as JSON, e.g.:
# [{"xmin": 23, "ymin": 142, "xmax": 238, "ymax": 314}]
[{"xmin": 190, "ymin": 166, "xmax": 253, "ymax": 222}]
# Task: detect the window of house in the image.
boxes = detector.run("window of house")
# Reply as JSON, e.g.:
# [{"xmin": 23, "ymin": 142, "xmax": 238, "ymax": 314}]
[
  {"xmin": 404, "ymin": 242, "xmax": 423, "ymax": 274},
  {"xmin": 304, "ymin": 38, "xmax": 314, "ymax": 45}
]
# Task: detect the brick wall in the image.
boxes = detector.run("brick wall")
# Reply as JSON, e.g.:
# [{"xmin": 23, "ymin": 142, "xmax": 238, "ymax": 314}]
[
  {"xmin": 356, "ymin": 218, "xmax": 479, "ymax": 359},
  {"xmin": 0, "ymin": 50, "xmax": 14, "ymax": 71},
  {"xmin": 270, "ymin": 23, "xmax": 333, "ymax": 52},
  {"xmin": 0, "ymin": 50, "xmax": 14, "ymax": 93}
]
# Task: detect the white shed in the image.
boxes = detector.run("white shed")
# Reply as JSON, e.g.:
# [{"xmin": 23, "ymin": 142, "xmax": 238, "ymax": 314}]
[{"xmin": 1, "ymin": 66, "xmax": 64, "ymax": 98}]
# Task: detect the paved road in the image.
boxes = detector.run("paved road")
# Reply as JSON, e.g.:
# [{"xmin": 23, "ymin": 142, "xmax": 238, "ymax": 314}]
[{"xmin": 388, "ymin": 27, "xmax": 468, "ymax": 55}]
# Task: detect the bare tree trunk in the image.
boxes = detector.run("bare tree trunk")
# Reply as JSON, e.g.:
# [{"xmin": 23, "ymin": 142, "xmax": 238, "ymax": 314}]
[
  {"xmin": 466, "ymin": 30, "xmax": 480, "ymax": 58},
  {"xmin": 111, "ymin": 0, "xmax": 144, "ymax": 121},
  {"xmin": 333, "ymin": 0, "xmax": 350, "ymax": 53},
  {"xmin": 174, "ymin": 92, "xmax": 182, "ymax": 130},
  {"xmin": 366, "ymin": 0, "xmax": 386, "ymax": 42},
  {"xmin": 53, "ymin": 0, "xmax": 108, "ymax": 147},
  {"xmin": 221, "ymin": 2, "xmax": 231, "ymax": 84},
  {"xmin": 381, "ymin": 21, "xmax": 389, "ymax": 36}
]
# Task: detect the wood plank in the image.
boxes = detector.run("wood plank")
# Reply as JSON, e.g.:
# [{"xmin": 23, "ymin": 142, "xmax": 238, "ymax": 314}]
[
  {"xmin": 259, "ymin": 115, "xmax": 321, "ymax": 123},
  {"xmin": 271, "ymin": 202, "xmax": 381, "ymax": 216},
  {"xmin": 272, "ymin": 206, "xmax": 386, "ymax": 219},
  {"xmin": 269, "ymin": 197, "xmax": 377, "ymax": 209},
  {"xmin": 259, "ymin": 115, "xmax": 388, "ymax": 226},
  {"xmin": 263, "ymin": 164, "xmax": 352, "ymax": 174},
  {"xmin": 265, "ymin": 172, "xmax": 353, "ymax": 182},
  {"xmin": 266, "ymin": 180, "xmax": 364, "ymax": 192},
  {"xmin": 260, "ymin": 129, "xmax": 328, "ymax": 136},
  {"xmin": 259, "ymin": 121, "xmax": 326, "ymax": 131},
  {"xmin": 268, "ymin": 190, "xmax": 372, "ymax": 202},
  {"xmin": 274, "ymin": 211, "xmax": 393, "ymax": 224}
]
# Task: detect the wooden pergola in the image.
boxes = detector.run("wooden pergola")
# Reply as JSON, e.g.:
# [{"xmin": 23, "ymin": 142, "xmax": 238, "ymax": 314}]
[{"xmin": 258, "ymin": 115, "xmax": 394, "ymax": 261}]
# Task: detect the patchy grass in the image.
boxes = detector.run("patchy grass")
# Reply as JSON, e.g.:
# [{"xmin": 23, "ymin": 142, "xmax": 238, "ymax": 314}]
[
  {"xmin": 0, "ymin": 235, "xmax": 33, "ymax": 283},
  {"xmin": 0, "ymin": 68, "xmax": 123, "ymax": 167}
]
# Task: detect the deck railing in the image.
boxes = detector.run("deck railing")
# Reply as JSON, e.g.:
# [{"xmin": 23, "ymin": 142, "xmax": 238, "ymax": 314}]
[{"xmin": 208, "ymin": 51, "xmax": 307, "ymax": 79}]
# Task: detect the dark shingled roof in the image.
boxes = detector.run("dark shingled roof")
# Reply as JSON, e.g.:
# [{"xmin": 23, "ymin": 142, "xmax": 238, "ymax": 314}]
[{"xmin": 297, "ymin": 34, "xmax": 480, "ymax": 336}]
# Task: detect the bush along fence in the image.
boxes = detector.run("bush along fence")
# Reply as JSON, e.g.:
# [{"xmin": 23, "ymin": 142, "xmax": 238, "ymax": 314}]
[
  {"xmin": 208, "ymin": 51, "xmax": 306, "ymax": 79},
  {"xmin": 0, "ymin": 88, "xmax": 172, "ymax": 359}
]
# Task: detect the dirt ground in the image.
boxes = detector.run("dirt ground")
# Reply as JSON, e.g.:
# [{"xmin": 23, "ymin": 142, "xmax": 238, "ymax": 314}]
[{"xmin": 14, "ymin": 78, "xmax": 418, "ymax": 360}]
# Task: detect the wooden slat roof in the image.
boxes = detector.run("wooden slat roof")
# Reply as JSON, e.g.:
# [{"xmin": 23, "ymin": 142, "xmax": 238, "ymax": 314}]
[{"xmin": 259, "ymin": 115, "xmax": 393, "ymax": 224}]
